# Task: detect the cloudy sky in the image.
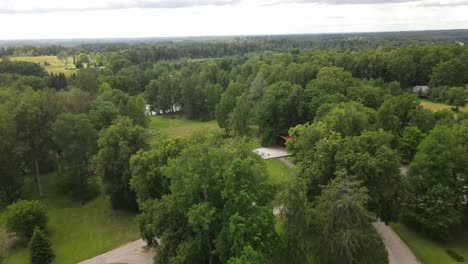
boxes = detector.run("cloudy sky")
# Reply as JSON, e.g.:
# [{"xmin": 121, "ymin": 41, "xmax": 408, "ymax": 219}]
[{"xmin": 0, "ymin": 0, "xmax": 467, "ymax": 40}]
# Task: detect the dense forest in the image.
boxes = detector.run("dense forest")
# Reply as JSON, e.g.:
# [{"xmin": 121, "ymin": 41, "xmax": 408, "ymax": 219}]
[{"xmin": 1, "ymin": 31, "xmax": 468, "ymax": 264}]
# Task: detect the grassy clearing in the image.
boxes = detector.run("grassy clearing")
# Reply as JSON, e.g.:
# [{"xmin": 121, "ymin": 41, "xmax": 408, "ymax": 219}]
[
  {"xmin": 10, "ymin": 56, "xmax": 77, "ymax": 77},
  {"xmin": 149, "ymin": 115, "xmax": 220, "ymax": 137},
  {"xmin": 265, "ymin": 159, "xmax": 295, "ymax": 185},
  {"xmin": 420, "ymin": 100, "xmax": 468, "ymax": 113},
  {"xmin": 0, "ymin": 173, "xmax": 138, "ymax": 264},
  {"xmin": 391, "ymin": 223, "xmax": 468, "ymax": 264}
]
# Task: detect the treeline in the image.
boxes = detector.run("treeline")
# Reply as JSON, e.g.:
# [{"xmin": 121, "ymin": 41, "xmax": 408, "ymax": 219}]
[{"xmin": 2, "ymin": 29, "xmax": 468, "ymax": 59}]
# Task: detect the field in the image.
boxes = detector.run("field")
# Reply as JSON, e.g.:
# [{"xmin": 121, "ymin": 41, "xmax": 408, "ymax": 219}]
[
  {"xmin": 10, "ymin": 56, "xmax": 77, "ymax": 76},
  {"xmin": 265, "ymin": 159, "xmax": 295, "ymax": 185},
  {"xmin": 149, "ymin": 115, "xmax": 220, "ymax": 137},
  {"xmin": 0, "ymin": 173, "xmax": 138, "ymax": 264},
  {"xmin": 420, "ymin": 100, "xmax": 468, "ymax": 113},
  {"xmin": 391, "ymin": 223, "xmax": 468, "ymax": 264}
]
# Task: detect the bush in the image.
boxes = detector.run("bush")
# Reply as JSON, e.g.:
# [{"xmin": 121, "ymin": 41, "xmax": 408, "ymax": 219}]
[
  {"xmin": 4, "ymin": 200, "xmax": 48, "ymax": 238},
  {"xmin": 446, "ymin": 249, "xmax": 465, "ymax": 262},
  {"xmin": 29, "ymin": 227, "xmax": 55, "ymax": 264}
]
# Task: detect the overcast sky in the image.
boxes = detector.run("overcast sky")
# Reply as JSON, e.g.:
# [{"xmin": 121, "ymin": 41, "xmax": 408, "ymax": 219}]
[{"xmin": 0, "ymin": 0, "xmax": 467, "ymax": 40}]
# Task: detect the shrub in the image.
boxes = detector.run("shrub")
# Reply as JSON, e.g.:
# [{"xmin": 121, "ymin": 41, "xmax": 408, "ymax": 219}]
[
  {"xmin": 4, "ymin": 200, "xmax": 48, "ymax": 238},
  {"xmin": 29, "ymin": 227, "xmax": 55, "ymax": 264},
  {"xmin": 446, "ymin": 249, "xmax": 465, "ymax": 262}
]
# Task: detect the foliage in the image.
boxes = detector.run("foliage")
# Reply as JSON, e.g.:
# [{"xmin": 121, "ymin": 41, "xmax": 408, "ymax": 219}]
[
  {"xmin": 95, "ymin": 117, "xmax": 148, "ymax": 211},
  {"xmin": 257, "ymin": 82, "xmax": 307, "ymax": 145},
  {"xmin": 276, "ymin": 178, "xmax": 315, "ymax": 264},
  {"xmin": 52, "ymin": 113, "xmax": 98, "ymax": 200},
  {"xmin": 399, "ymin": 126, "xmax": 425, "ymax": 162},
  {"xmin": 133, "ymin": 133, "xmax": 279, "ymax": 263},
  {"xmin": 406, "ymin": 125, "xmax": 467, "ymax": 240},
  {"xmin": 4, "ymin": 200, "xmax": 48, "ymax": 238},
  {"xmin": 315, "ymin": 176, "xmax": 388, "ymax": 264},
  {"xmin": 29, "ymin": 227, "xmax": 55, "ymax": 264}
]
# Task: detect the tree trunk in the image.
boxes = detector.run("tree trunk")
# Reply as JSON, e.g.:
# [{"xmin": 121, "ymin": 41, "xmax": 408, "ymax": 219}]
[
  {"xmin": 34, "ymin": 158, "xmax": 44, "ymax": 197},
  {"xmin": 207, "ymin": 233, "xmax": 214, "ymax": 264}
]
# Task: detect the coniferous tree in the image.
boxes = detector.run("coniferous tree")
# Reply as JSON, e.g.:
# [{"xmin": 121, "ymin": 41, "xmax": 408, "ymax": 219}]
[{"xmin": 29, "ymin": 227, "xmax": 55, "ymax": 264}]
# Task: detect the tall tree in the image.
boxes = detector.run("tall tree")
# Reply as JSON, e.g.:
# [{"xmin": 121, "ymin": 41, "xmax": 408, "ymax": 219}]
[
  {"xmin": 95, "ymin": 117, "xmax": 148, "ymax": 211},
  {"xmin": 406, "ymin": 125, "xmax": 466, "ymax": 239},
  {"xmin": 229, "ymin": 93, "xmax": 252, "ymax": 137},
  {"xmin": 315, "ymin": 176, "xmax": 388, "ymax": 264},
  {"xmin": 15, "ymin": 89, "xmax": 60, "ymax": 197},
  {"xmin": 52, "ymin": 113, "xmax": 98, "ymax": 199},
  {"xmin": 215, "ymin": 81, "xmax": 243, "ymax": 134}
]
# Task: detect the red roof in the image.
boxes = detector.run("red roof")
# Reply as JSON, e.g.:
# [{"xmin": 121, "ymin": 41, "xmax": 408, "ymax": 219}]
[{"xmin": 280, "ymin": 136, "xmax": 291, "ymax": 141}]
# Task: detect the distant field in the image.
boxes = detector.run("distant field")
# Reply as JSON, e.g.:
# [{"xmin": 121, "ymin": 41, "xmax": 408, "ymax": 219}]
[
  {"xmin": 149, "ymin": 115, "xmax": 220, "ymax": 137},
  {"xmin": 10, "ymin": 56, "xmax": 77, "ymax": 76},
  {"xmin": 420, "ymin": 100, "xmax": 468, "ymax": 113},
  {"xmin": 391, "ymin": 223, "xmax": 468, "ymax": 264},
  {"xmin": 0, "ymin": 173, "xmax": 138, "ymax": 264}
]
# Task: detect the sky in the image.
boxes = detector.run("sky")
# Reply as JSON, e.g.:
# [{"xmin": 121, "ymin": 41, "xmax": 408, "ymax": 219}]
[{"xmin": 0, "ymin": 0, "xmax": 467, "ymax": 40}]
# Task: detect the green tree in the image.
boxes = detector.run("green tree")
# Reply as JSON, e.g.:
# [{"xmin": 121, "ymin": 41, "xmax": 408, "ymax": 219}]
[
  {"xmin": 73, "ymin": 68, "xmax": 99, "ymax": 94},
  {"xmin": 0, "ymin": 104, "xmax": 22, "ymax": 206},
  {"xmin": 77, "ymin": 53, "xmax": 90, "ymax": 65},
  {"xmin": 257, "ymin": 82, "xmax": 306, "ymax": 145},
  {"xmin": 52, "ymin": 113, "xmax": 98, "ymax": 200},
  {"xmin": 447, "ymin": 87, "xmax": 467, "ymax": 111},
  {"xmin": 15, "ymin": 89, "xmax": 60, "ymax": 197},
  {"xmin": 4, "ymin": 200, "xmax": 48, "ymax": 238},
  {"xmin": 215, "ymin": 81, "xmax": 243, "ymax": 134},
  {"xmin": 316, "ymin": 101, "xmax": 373, "ymax": 137},
  {"xmin": 430, "ymin": 59, "xmax": 467, "ymax": 87},
  {"xmin": 316, "ymin": 176, "xmax": 388, "ymax": 264},
  {"xmin": 133, "ymin": 134, "xmax": 278, "ymax": 263},
  {"xmin": 95, "ymin": 117, "xmax": 148, "ymax": 211},
  {"xmin": 347, "ymin": 85, "xmax": 383, "ymax": 109},
  {"xmin": 399, "ymin": 126, "xmax": 425, "ymax": 162},
  {"xmin": 377, "ymin": 94, "xmax": 420, "ymax": 134},
  {"xmin": 56, "ymin": 51, "xmax": 68, "ymax": 66},
  {"xmin": 307, "ymin": 66, "xmax": 355, "ymax": 95},
  {"xmin": 406, "ymin": 125, "xmax": 466, "ymax": 239},
  {"xmin": 29, "ymin": 227, "xmax": 54, "ymax": 264},
  {"xmin": 408, "ymin": 108, "xmax": 436, "ymax": 133},
  {"xmin": 277, "ymin": 179, "xmax": 315, "ymax": 264},
  {"xmin": 229, "ymin": 93, "xmax": 252, "ymax": 137}
]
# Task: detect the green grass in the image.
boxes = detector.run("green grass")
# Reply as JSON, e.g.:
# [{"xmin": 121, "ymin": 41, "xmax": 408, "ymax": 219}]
[
  {"xmin": 420, "ymin": 100, "xmax": 468, "ymax": 113},
  {"xmin": 265, "ymin": 159, "xmax": 295, "ymax": 185},
  {"xmin": 1, "ymin": 173, "xmax": 138, "ymax": 264},
  {"xmin": 149, "ymin": 115, "xmax": 220, "ymax": 137},
  {"xmin": 10, "ymin": 56, "xmax": 77, "ymax": 77},
  {"xmin": 391, "ymin": 223, "xmax": 468, "ymax": 264}
]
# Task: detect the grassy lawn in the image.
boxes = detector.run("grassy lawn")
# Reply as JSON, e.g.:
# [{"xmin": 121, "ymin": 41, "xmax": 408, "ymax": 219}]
[
  {"xmin": 420, "ymin": 100, "xmax": 468, "ymax": 113},
  {"xmin": 391, "ymin": 223, "xmax": 468, "ymax": 264},
  {"xmin": 0, "ymin": 173, "xmax": 138, "ymax": 264},
  {"xmin": 149, "ymin": 115, "xmax": 220, "ymax": 137},
  {"xmin": 265, "ymin": 159, "xmax": 295, "ymax": 185},
  {"xmin": 10, "ymin": 56, "xmax": 77, "ymax": 77}
]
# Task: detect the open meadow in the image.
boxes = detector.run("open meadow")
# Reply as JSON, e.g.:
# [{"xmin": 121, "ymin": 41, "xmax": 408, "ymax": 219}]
[
  {"xmin": 392, "ymin": 223, "xmax": 468, "ymax": 264},
  {"xmin": 0, "ymin": 173, "xmax": 139, "ymax": 264},
  {"xmin": 420, "ymin": 100, "xmax": 468, "ymax": 113},
  {"xmin": 10, "ymin": 56, "xmax": 77, "ymax": 76}
]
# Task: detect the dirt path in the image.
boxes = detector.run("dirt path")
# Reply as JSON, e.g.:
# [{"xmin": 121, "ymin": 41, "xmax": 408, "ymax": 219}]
[
  {"xmin": 78, "ymin": 239, "xmax": 154, "ymax": 264},
  {"xmin": 279, "ymin": 157, "xmax": 295, "ymax": 168},
  {"xmin": 373, "ymin": 222, "xmax": 421, "ymax": 264}
]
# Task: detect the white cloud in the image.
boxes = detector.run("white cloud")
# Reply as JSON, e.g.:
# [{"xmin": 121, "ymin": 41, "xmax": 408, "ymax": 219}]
[{"xmin": 0, "ymin": 0, "xmax": 466, "ymax": 39}]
